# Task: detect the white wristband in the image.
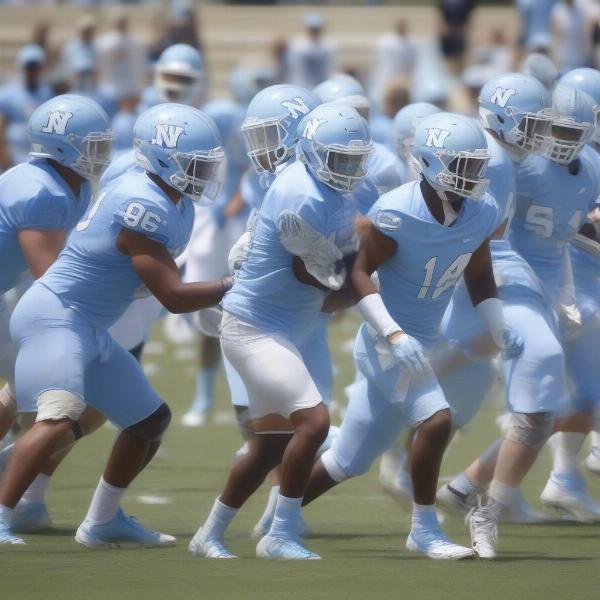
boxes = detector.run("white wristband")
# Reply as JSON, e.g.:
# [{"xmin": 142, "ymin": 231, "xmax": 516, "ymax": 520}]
[
  {"xmin": 476, "ymin": 297, "xmax": 506, "ymax": 348},
  {"xmin": 356, "ymin": 293, "xmax": 401, "ymax": 338}
]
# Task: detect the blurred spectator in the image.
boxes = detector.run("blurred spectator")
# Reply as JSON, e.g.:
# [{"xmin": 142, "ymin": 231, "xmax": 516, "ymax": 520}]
[
  {"xmin": 149, "ymin": 2, "xmax": 203, "ymax": 63},
  {"xmin": 517, "ymin": 0, "xmax": 557, "ymax": 53},
  {"xmin": 0, "ymin": 45, "xmax": 52, "ymax": 170},
  {"xmin": 96, "ymin": 12, "xmax": 147, "ymax": 100},
  {"xmin": 370, "ymin": 78, "xmax": 410, "ymax": 149},
  {"xmin": 370, "ymin": 20, "xmax": 416, "ymax": 110},
  {"xmin": 32, "ymin": 22, "xmax": 60, "ymax": 75},
  {"xmin": 61, "ymin": 15, "xmax": 97, "ymax": 81},
  {"xmin": 68, "ymin": 53, "xmax": 119, "ymax": 119},
  {"xmin": 474, "ymin": 28, "xmax": 515, "ymax": 75},
  {"xmin": 272, "ymin": 36, "xmax": 290, "ymax": 84},
  {"xmin": 437, "ymin": 0, "xmax": 475, "ymax": 74},
  {"xmin": 287, "ymin": 12, "xmax": 336, "ymax": 89},
  {"xmin": 551, "ymin": 0, "xmax": 594, "ymax": 70}
]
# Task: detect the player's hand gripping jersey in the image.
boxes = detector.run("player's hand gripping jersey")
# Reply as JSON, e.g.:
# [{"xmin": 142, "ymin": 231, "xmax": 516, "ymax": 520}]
[
  {"xmin": 41, "ymin": 169, "xmax": 194, "ymax": 329},
  {"xmin": 223, "ymin": 161, "xmax": 356, "ymax": 342}
]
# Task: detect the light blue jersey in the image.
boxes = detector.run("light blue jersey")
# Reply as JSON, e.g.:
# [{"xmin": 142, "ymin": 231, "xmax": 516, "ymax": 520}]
[
  {"xmin": 99, "ymin": 149, "xmax": 137, "ymax": 188},
  {"xmin": 0, "ymin": 159, "xmax": 91, "ymax": 294},
  {"xmin": 0, "ymin": 82, "xmax": 53, "ymax": 164},
  {"xmin": 354, "ymin": 142, "xmax": 406, "ymax": 216},
  {"xmin": 224, "ymin": 160, "xmax": 356, "ymax": 342},
  {"xmin": 370, "ymin": 180, "xmax": 499, "ymax": 346},
  {"xmin": 511, "ymin": 152, "xmax": 600, "ymax": 305},
  {"xmin": 41, "ymin": 169, "xmax": 194, "ymax": 330}
]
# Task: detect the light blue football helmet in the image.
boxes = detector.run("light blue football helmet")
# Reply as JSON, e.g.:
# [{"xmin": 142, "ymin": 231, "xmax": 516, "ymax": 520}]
[
  {"xmin": 412, "ymin": 112, "xmax": 490, "ymax": 200},
  {"xmin": 133, "ymin": 103, "xmax": 225, "ymax": 202},
  {"xmin": 154, "ymin": 44, "xmax": 204, "ymax": 105},
  {"xmin": 242, "ymin": 84, "xmax": 320, "ymax": 174},
  {"xmin": 229, "ymin": 66, "xmax": 276, "ymax": 107},
  {"xmin": 559, "ymin": 68, "xmax": 600, "ymax": 144},
  {"xmin": 203, "ymin": 99, "xmax": 247, "ymax": 171},
  {"xmin": 479, "ymin": 72, "xmax": 553, "ymax": 155},
  {"xmin": 545, "ymin": 84, "xmax": 596, "ymax": 165},
  {"xmin": 393, "ymin": 102, "xmax": 441, "ymax": 161},
  {"xmin": 29, "ymin": 94, "xmax": 112, "ymax": 181},
  {"xmin": 313, "ymin": 76, "xmax": 370, "ymax": 120},
  {"xmin": 296, "ymin": 103, "xmax": 373, "ymax": 192}
]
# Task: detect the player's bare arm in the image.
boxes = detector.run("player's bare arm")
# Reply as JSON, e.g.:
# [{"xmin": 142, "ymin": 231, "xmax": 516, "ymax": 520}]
[
  {"xmin": 117, "ymin": 228, "xmax": 231, "ymax": 314},
  {"xmin": 17, "ymin": 228, "xmax": 66, "ymax": 279}
]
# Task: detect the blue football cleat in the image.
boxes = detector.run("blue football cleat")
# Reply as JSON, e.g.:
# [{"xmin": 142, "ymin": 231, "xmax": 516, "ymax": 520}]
[
  {"xmin": 0, "ymin": 521, "xmax": 25, "ymax": 545},
  {"xmin": 256, "ymin": 535, "xmax": 321, "ymax": 560},
  {"xmin": 75, "ymin": 508, "xmax": 176, "ymax": 549},
  {"xmin": 12, "ymin": 502, "xmax": 52, "ymax": 533}
]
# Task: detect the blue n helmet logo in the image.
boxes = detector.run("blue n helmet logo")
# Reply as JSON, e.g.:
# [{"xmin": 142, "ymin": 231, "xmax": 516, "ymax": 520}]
[
  {"xmin": 41, "ymin": 111, "xmax": 73, "ymax": 135},
  {"xmin": 151, "ymin": 124, "xmax": 185, "ymax": 148}
]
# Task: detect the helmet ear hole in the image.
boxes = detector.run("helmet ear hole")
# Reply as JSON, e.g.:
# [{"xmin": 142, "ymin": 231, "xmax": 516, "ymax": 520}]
[
  {"xmin": 497, "ymin": 115, "xmax": 505, "ymax": 124},
  {"xmin": 421, "ymin": 157, "xmax": 429, "ymax": 168}
]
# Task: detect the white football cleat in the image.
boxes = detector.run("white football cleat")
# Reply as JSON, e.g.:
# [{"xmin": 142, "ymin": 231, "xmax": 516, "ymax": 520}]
[
  {"xmin": 188, "ymin": 531, "xmax": 237, "ymax": 559},
  {"xmin": 256, "ymin": 535, "xmax": 320, "ymax": 560},
  {"xmin": 436, "ymin": 483, "xmax": 477, "ymax": 517},
  {"xmin": 585, "ymin": 447, "xmax": 600, "ymax": 476},
  {"xmin": 466, "ymin": 498, "xmax": 500, "ymax": 559},
  {"xmin": 406, "ymin": 527, "xmax": 474, "ymax": 560},
  {"xmin": 181, "ymin": 410, "xmax": 207, "ymax": 428},
  {"xmin": 540, "ymin": 474, "xmax": 600, "ymax": 522},
  {"xmin": 379, "ymin": 449, "xmax": 413, "ymax": 505},
  {"xmin": 0, "ymin": 522, "xmax": 25, "ymax": 545}
]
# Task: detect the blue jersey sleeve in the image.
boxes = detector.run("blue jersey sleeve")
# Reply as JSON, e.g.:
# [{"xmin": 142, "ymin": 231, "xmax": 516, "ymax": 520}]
[
  {"xmin": 113, "ymin": 198, "xmax": 171, "ymax": 246},
  {"xmin": 19, "ymin": 192, "xmax": 70, "ymax": 231}
]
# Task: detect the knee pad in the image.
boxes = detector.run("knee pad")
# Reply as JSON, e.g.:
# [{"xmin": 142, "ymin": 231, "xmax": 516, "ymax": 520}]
[
  {"xmin": 316, "ymin": 425, "xmax": 340, "ymax": 458},
  {"xmin": 127, "ymin": 402, "xmax": 172, "ymax": 442},
  {"xmin": 320, "ymin": 448, "xmax": 350, "ymax": 483},
  {"xmin": 36, "ymin": 390, "xmax": 86, "ymax": 422},
  {"xmin": 504, "ymin": 412, "xmax": 553, "ymax": 450},
  {"xmin": 0, "ymin": 383, "xmax": 16, "ymax": 419}
]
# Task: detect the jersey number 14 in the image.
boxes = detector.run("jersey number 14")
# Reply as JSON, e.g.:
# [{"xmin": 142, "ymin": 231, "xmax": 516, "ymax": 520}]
[{"xmin": 418, "ymin": 253, "xmax": 472, "ymax": 299}]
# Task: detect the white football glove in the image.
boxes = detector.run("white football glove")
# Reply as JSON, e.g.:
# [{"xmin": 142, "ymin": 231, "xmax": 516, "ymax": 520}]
[
  {"xmin": 228, "ymin": 230, "xmax": 252, "ymax": 275},
  {"xmin": 277, "ymin": 210, "xmax": 345, "ymax": 290},
  {"xmin": 389, "ymin": 333, "xmax": 430, "ymax": 378},
  {"xmin": 558, "ymin": 303, "xmax": 582, "ymax": 342}
]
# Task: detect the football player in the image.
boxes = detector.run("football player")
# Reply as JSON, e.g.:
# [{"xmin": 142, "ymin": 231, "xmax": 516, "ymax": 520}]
[
  {"xmin": 0, "ymin": 103, "xmax": 227, "ymax": 546},
  {"xmin": 189, "ymin": 104, "xmax": 372, "ymax": 560},
  {"xmin": 0, "ymin": 94, "xmax": 113, "ymax": 533},
  {"xmin": 301, "ymin": 112, "xmax": 523, "ymax": 560}
]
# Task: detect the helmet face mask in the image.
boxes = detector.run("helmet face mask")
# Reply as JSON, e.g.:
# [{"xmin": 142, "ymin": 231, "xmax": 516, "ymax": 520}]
[
  {"xmin": 545, "ymin": 117, "xmax": 593, "ymax": 164},
  {"xmin": 165, "ymin": 147, "xmax": 225, "ymax": 202},
  {"xmin": 311, "ymin": 140, "xmax": 372, "ymax": 192},
  {"xmin": 432, "ymin": 148, "xmax": 490, "ymax": 200},
  {"xmin": 70, "ymin": 131, "xmax": 114, "ymax": 179},
  {"xmin": 242, "ymin": 113, "xmax": 292, "ymax": 173},
  {"xmin": 155, "ymin": 70, "xmax": 202, "ymax": 105}
]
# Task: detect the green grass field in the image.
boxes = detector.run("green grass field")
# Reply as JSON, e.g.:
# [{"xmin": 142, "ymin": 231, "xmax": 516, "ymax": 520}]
[{"xmin": 2, "ymin": 315, "xmax": 599, "ymax": 600}]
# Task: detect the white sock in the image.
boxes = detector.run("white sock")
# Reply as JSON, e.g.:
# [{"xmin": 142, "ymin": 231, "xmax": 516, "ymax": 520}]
[
  {"xmin": 591, "ymin": 430, "xmax": 600, "ymax": 450},
  {"xmin": 0, "ymin": 503, "xmax": 14, "ymax": 525},
  {"xmin": 548, "ymin": 432, "xmax": 585, "ymax": 475},
  {"xmin": 411, "ymin": 503, "xmax": 438, "ymax": 529},
  {"xmin": 449, "ymin": 472, "xmax": 482, "ymax": 496},
  {"xmin": 84, "ymin": 478, "xmax": 125, "ymax": 526},
  {"xmin": 257, "ymin": 485, "xmax": 279, "ymax": 525},
  {"xmin": 201, "ymin": 498, "xmax": 238, "ymax": 540},
  {"xmin": 21, "ymin": 474, "xmax": 51, "ymax": 505},
  {"xmin": 488, "ymin": 480, "xmax": 517, "ymax": 509},
  {"xmin": 268, "ymin": 494, "xmax": 302, "ymax": 539}
]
